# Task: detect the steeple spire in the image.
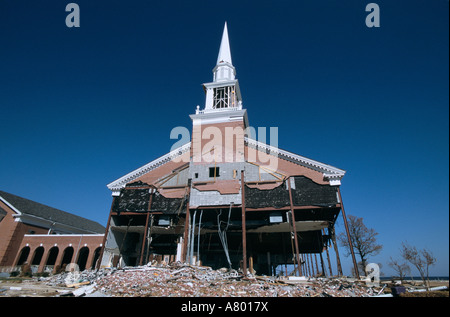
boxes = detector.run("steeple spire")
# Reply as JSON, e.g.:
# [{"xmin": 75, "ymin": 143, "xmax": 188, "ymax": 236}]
[
  {"xmin": 195, "ymin": 22, "xmax": 244, "ymax": 116},
  {"xmin": 213, "ymin": 22, "xmax": 236, "ymax": 82},
  {"xmin": 217, "ymin": 22, "xmax": 232, "ymax": 66}
]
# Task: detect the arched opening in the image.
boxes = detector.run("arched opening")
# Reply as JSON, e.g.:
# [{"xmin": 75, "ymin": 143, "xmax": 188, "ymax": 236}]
[
  {"xmin": 44, "ymin": 246, "xmax": 59, "ymax": 273},
  {"xmin": 60, "ymin": 246, "xmax": 74, "ymax": 269},
  {"xmin": 91, "ymin": 247, "xmax": 102, "ymax": 269},
  {"xmin": 16, "ymin": 246, "xmax": 30, "ymax": 265},
  {"xmin": 45, "ymin": 246, "xmax": 59, "ymax": 266},
  {"xmin": 76, "ymin": 247, "xmax": 89, "ymax": 271},
  {"xmin": 31, "ymin": 247, "xmax": 44, "ymax": 265}
]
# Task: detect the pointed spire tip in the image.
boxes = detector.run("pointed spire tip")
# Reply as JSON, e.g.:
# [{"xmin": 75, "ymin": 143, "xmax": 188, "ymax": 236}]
[{"xmin": 217, "ymin": 22, "xmax": 232, "ymax": 66}]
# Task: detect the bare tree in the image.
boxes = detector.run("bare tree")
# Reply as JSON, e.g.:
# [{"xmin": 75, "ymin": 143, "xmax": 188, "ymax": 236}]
[
  {"xmin": 388, "ymin": 257, "xmax": 410, "ymax": 281},
  {"xmin": 338, "ymin": 215, "xmax": 382, "ymax": 275},
  {"xmin": 400, "ymin": 242, "xmax": 436, "ymax": 289}
]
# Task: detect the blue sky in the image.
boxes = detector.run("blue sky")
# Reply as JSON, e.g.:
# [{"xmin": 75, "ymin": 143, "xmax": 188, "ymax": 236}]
[{"xmin": 0, "ymin": 0, "xmax": 448, "ymax": 277}]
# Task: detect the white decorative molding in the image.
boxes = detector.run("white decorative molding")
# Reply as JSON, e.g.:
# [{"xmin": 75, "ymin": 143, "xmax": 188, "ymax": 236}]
[
  {"xmin": 0, "ymin": 195, "xmax": 22, "ymax": 215},
  {"xmin": 244, "ymin": 137, "xmax": 346, "ymax": 183},
  {"xmin": 190, "ymin": 108, "xmax": 248, "ymax": 127},
  {"xmin": 196, "ymin": 104, "xmax": 242, "ymax": 115},
  {"xmin": 107, "ymin": 142, "xmax": 192, "ymax": 193}
]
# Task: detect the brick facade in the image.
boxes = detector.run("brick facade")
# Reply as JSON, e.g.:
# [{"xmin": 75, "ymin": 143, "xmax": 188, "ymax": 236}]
[
  {"xmin": 13, "ymin": 234, "xmax": 104, "ymax": 274},
  {"xmin": 0, "ymin": 191, "xmax": 105, "ymax": 274}
]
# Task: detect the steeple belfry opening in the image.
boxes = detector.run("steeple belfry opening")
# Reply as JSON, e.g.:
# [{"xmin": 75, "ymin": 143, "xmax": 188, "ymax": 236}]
[{"xmin": 213, "ymin": 86, "xmax": 236, "ymax": 109}]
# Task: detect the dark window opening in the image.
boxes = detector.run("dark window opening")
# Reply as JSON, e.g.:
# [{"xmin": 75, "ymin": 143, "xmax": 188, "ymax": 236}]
[
  {"xmin": 194, "ymin": 173, "xmax": 199, "ymax": 178},
  {"xmin": 209, "ymin": 167, "xmax": 220, "ymax": 178}
]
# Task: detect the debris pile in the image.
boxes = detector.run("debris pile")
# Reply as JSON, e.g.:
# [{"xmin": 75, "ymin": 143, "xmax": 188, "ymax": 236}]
[{"xmin": 40, "ymin": 262, "xmax": 381, "ymax": 297}]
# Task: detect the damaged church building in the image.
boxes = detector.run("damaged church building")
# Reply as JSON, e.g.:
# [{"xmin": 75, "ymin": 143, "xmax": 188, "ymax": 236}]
[{"xmin": 98, "ymin": 23, "xmax": 358, "ymax": 277}]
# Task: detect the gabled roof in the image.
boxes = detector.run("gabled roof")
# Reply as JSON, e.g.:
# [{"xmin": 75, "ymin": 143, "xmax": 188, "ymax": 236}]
[
  {"xmin": 244, "ymin": 137, "xmax": 346, "ymax": 182},
  {"xmin": 106, "ymin": 137, "xmax": 345, "ymax": 195},
  {"xmin": 107, "ymin": 142, "xmax": 191, "ymax": 194},
  {"xmin": 0, "ymin": 191, "xmax": 105, "ymax": 234}
]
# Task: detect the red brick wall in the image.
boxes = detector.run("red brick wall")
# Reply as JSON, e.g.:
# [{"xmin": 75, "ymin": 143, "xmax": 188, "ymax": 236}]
[
  {"xmin": 0, "ymin": 200, "xmax": 47, "ymax": 267},
  {"xmin": 14, "ymin": 234, "xmax": 104, "ymax": 273}
]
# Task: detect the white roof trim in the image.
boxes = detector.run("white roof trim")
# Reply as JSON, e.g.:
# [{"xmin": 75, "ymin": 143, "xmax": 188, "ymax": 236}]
[
  {"xmin": 107, "ymin": 138, "xmax": 345, "ymax": 194},
  {"xmin": 107, "ymin": 142, "xmax": 191, "ymax": 192},
  {"xmin": 244, "ymin": 137, "xmax": 346, "ymax": 179},
  {"xmin": 13, "ymin": 213, "xmax": 102, "ymax": 234},
  {"xmin": 0, "ymin": 194, "xmax": 22, "ymax": 215}
]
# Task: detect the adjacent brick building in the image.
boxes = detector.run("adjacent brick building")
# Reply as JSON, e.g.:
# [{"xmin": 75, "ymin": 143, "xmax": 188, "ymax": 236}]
[{"xmin": 0, "ymin": 190, "xmax": 105, "ymax": 274}]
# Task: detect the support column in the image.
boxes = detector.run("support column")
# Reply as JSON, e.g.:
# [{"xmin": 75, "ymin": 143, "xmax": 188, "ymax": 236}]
[
  {"xmin": 330, "ymin": 226, "xmax": 343, "ymax": 276},
  {"xmin": 139, "ymin": 191, "xmax": 154, "ymax": 265},
  {"xmin": 281, "ymin": 233, "xmax": 287, "ymax": 277},
  {"xmin": 37, "ymin": 247, "xmax": 50, "ymax": 273},
  {"xmin": 241, "ymin": 170, "xmax": 247, "ymax": 275},
  {"xmin": 182, "ymin": 182, "xmax": 191, "ymax": 262},
  {"xmin": 319, "ymin": 252, "xmax": 326, "ymax": 277},
  {"xmin": 337, "ymin": 187, "xmax": 360, "ymax": 279},
  {"xmin": 314, "ymin": 254, "xmax": 320, "ymax": 276},
  {"xmin": 97, "ymin": 196, "xmax": 116, "ymax": 270},
  {"xmin": 85, "ymin": 248, "xmax": 96, "ymax": 271},
  {"xmin": 308, "ymin": 254, "xmax": 312, "ymax": 276},
  {"xmin": 287, "ymin": 177, "xmax": 302, "ymax": 276},
  {"xmin": 303, "ymin": 254, "xmax": 307, "ymax": 276},
  {"xmin": 326, "ymin": 246, "xmax": 333, "ymax": 276},
  {"xmin": 323, "ymin": 228, "xmax": 334, "ymax": 276},
  {"xmin": 139, "ymin": 213, "xmax": 150, "ymax": 266},
  {"xmin": 53, "ymin": 248, "xmax": 65, "ymax": 273}
]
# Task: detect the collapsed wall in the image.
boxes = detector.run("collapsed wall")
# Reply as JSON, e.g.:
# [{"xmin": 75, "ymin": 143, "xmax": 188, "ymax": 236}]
[{"xmin": 100, "ymin": 174, "xmax": 342, "ymax": 276}]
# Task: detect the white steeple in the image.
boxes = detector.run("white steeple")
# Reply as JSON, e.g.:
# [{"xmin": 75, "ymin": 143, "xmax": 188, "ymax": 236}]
[
  {"xmin": 213, "ymin": 22, "xmax": 236, "ymax": 82},
  {"xmin": 216, "ymin": 22, "xmax": 232, "ymax": 65},
  {"xmin": 193, "ymin": 22, "xmax": 246, "ymax": 126}
]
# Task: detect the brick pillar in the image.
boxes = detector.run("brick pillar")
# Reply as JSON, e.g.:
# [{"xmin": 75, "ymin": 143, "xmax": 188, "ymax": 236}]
[{"xmin": 37, "ymin": 246, "xmax": 50, "ymax": 273}]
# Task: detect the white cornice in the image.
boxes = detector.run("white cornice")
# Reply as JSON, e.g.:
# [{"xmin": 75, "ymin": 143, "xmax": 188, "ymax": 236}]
[
  {"xmin": 244, "ymin": 137, "xmax": 346, "ymax": 182},
  {"xmin": 106, "ymin": 142, "xmax": 192, "ymax": 194},
  {"xmin": 190, "ymin": 108, "xmax": 248, "ymax": 127},
  {"xmin": 0, "ymin": 195, "xmax": 22, "ymax": 215},
  {"xmin": 106, "ymin": 136, "xmax": 345, "ymax": 194},
  {"xmin": 203, "ymin": 79, "xmax": 238, "ymax": 89}
]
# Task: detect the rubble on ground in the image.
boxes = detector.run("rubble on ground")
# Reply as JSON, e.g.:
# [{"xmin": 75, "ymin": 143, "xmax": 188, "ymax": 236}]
[{"xmin": 38, "ymin": 262, "xmax": 383, "ymax": 297}]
